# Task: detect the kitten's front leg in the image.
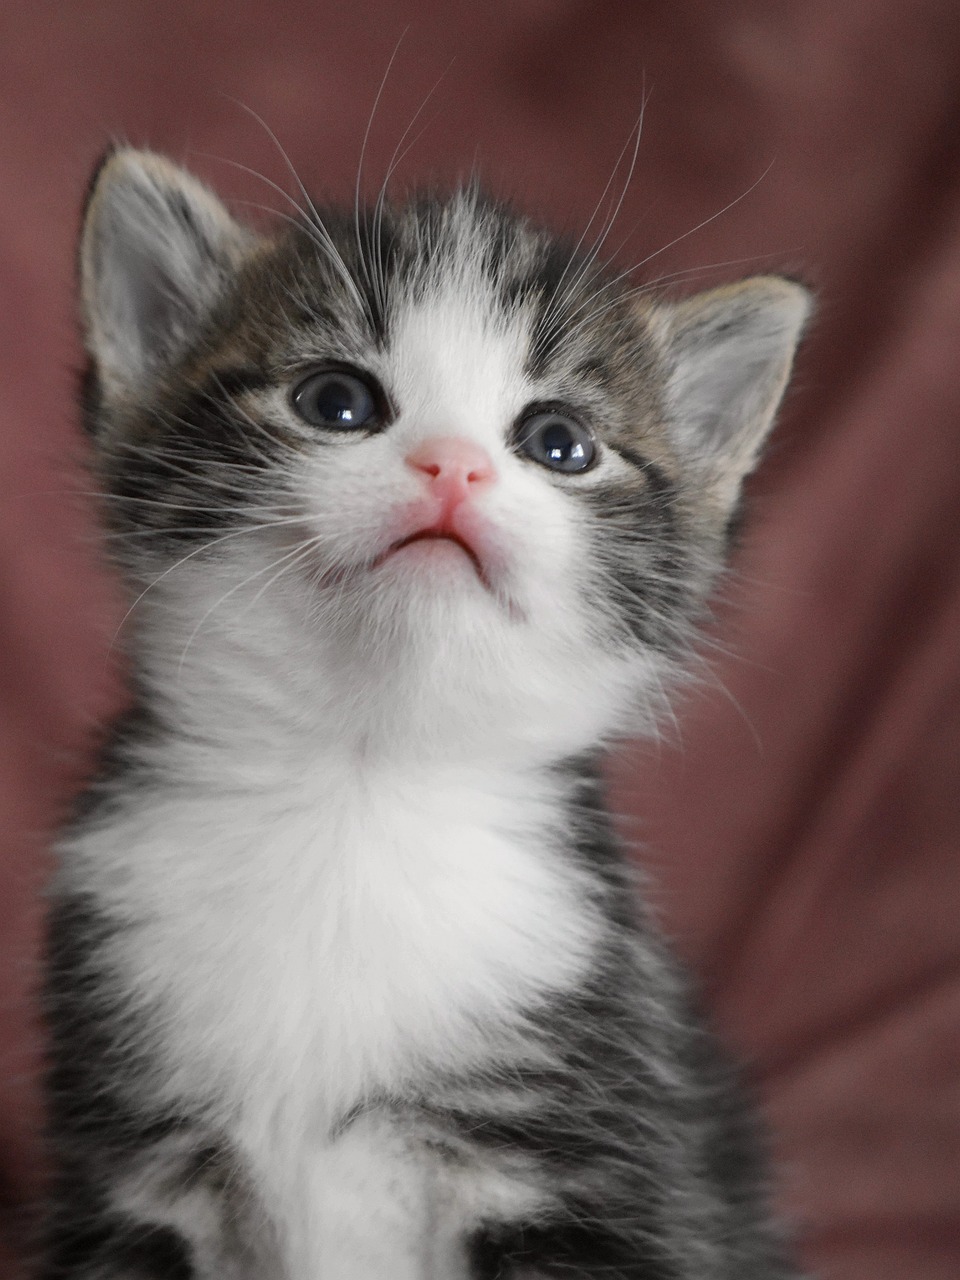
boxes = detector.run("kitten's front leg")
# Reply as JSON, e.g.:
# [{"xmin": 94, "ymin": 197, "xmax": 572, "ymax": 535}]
[
  {"xmin": 39, "ymin": 1217, "xmax": 196, "ymax": 1280},
  {"xmin": 275, "ymin": 1113, "xmax": 468, "ymax": 1280},
  {"xmin": 38, "ymin": 1129, "xmax": 277, "ymax": 1280}
]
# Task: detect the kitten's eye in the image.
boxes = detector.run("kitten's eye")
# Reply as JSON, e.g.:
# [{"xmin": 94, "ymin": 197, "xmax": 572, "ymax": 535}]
[
  {"xmin": 515, "ymin": 410, "xmax": 596, "ymax": 473},
  {"xmin": 291, "ymin": 368, "xmax": 382, "ymax": 430}
]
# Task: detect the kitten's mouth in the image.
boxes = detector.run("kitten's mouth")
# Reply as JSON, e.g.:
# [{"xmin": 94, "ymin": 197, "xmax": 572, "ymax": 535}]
[{"xmin": 382, "ymin": 529, "xmax": 491, "ymax": 589}]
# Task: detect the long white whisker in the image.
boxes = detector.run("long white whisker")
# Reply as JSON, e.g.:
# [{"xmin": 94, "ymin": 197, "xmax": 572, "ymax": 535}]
[
  {"xmin": 204, "ymin": 377, "xmax": 302, "ymax": 471},
  {"xmin": 202, "ymin": 142, "xmax": 368, "ymax": 320},
  {"xmin": 370, "ymin": 60, "xmax": 452, "ymax": 321},
  {"xmin": 628, "ymin": 160, "xmax": 776, "ymax": 280},
  {"xmin": 175, "ymin": 532, "xmax": 326, "ymax": 677},
  {"xmin": 107, "ymin": 442, "xmax": 272, "ymax": 499},
  {"xmin": 558, "ymin": 254, "xmax": 780, "ymax": 348},
  {"xmin": 557, "ymin": 211, "xmax": 781, "ymax": 347},
  {"xmin": 539, "ymin": 99, "xmax": 647, "ymax": 345},
  {"xmin": 77, "ymin": 491, "xmax": 297, "ymax": 517},
  {"xmin": 354, "ymin": 29, "xmax": 409, "ymax": 315},
  {"xmin": 547, "ymin": 94, "xmax": 648, "ymax": 335},
  {"xmin": 98, "ymin": 519, "xmax": 301, "ymax": 541},
  {"xmin": 109, "ymin": 516, "xmax": 310, "ymax": 652}
]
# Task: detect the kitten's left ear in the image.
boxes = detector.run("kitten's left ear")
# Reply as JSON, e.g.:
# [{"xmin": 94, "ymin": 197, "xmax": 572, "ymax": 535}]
[
  {"xmin": 651, "ymin": 277, "xmax": 812, "ymax": 509},
  {"xmin": 80, "ymin": 148, "xmax": 253, "ymax": 398}
]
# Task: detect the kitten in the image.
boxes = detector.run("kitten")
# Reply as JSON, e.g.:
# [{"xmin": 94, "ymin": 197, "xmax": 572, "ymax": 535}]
[{"xmin": 40, "ymin": 148, "xmax": 810, "ymax": 1280}]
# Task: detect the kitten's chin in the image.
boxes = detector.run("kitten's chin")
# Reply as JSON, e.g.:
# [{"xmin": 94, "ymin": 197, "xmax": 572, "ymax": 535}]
[
  {"xmin": 379, "ymin": 533, "xmax": 487, "ymax": 585},
  {"xmin": 364, "ymin": 535, "xmax": 522, "ymax": 617}
]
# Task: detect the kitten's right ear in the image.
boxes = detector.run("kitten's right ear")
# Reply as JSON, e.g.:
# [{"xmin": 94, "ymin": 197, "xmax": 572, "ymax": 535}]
[
  {"xmin": 80, "ymin": 148, "xmax": 252, "ymax": 398},
  {"xmin": 650, "ymin": 277, "xmax": 812, "ymax": 511}
]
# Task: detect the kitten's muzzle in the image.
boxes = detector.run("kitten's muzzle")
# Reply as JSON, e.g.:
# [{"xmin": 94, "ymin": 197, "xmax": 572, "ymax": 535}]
[{"xmin": 374, "ymin": 437, "xmax": 500, "ymax": 588}]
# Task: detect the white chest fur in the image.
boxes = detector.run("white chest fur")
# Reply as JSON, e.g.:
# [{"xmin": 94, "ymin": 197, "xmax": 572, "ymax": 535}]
[{"xmin": 65, "ymin": 755, "xmax": 599, "ymax": 1140}]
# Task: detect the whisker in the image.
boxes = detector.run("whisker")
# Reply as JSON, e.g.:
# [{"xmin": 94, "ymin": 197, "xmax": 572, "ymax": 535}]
[
  {"xmin": 558, "ymin": 250, "xmax": 784, "ymax": 354},
  {"xmin": 354, "ymin": 29, "xmax": 409, "ymax": 321},
  {"xmin": 539, "ymin": 99, "xmax": 648, "ymax": 348},
  {"xmin": 546, "ymin": 93, "xmax": 648, "ymax": 333},
  {"xmin": 547, "ymin": 161, "xmax": 776, "ymax": 352},
  {"xmin": 369, "ymin": 59, "xmax": 452, "ymax": 322},
  {"xmin": 204, "ymin": 378, "xmax": 301, "ymax": 471},
  {"xmin": 97, "ymin": 520, "xmax": 301, "ymax": 541},
  {"xmin": 75, "ymin": 489, "xmax": 294, "ymax": 514},
  {"xmin": 175, "ymin": 532, "xmax": 327, "ymax": 677},
  {"xmin": 110, "ymin": 426, "xmax": 272, "ymax": 476},
  {"xmin": 108, "ymin": 515, "xmax": 311, "ymax": 652},
  {"xmin": 628, "ymin": 160, "xmax": 776, "ymax": 280},
  {"xmin": 202, "ymin": 129, "xmax": 367, "ymax": 321}
]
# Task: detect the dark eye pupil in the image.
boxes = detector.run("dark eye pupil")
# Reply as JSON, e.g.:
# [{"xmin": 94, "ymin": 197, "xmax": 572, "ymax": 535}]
[
  {"xmin": 317, "ymin": 377, "xmax": 365, "ymax": 424},
  {"xmin": 541, "ymin": 421, "xmax": 585, "ymax": 466},
  {"xmin": 292, "ymin": 370, "xmax": 378, "ymax": 429},
  {"xmin": 517, "ymin": 410, "xmax": 595, "ymax": 473}
]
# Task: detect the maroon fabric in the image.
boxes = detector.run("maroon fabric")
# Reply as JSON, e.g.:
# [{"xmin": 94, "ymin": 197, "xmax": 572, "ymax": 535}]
[{"xmin": 2, "ymin": 3, "xmax": 958, "ymax": 1277}]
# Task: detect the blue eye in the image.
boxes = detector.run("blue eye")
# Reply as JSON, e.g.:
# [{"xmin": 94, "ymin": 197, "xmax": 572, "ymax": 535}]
[
  {"xmin": 291, "ymin": 368, "xmax": 381, "ymax": 430},
  {"xmin": 515, "ymin": 409, "xmax": 596, "ymax": 473}
]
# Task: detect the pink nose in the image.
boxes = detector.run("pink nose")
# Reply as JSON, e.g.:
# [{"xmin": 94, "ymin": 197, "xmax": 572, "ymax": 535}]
[{"xmin": 405, "ymin": 437, "xmax": 496, "ymax": 505}]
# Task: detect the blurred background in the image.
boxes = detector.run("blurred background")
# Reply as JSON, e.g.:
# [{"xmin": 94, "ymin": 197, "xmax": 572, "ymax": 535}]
[{"xmin": 1, "ymin": 2, "xmax": 959, "ymax": 1277}]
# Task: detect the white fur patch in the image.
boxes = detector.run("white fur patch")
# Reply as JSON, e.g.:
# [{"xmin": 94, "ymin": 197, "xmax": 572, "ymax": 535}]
[{"xmin": 62, "ymin": 744, "xmax": 595, "ymax": 1276}]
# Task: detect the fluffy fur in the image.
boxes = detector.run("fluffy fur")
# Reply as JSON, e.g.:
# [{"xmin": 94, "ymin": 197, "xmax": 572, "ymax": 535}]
[{"xmin": 41, "ymin": 148, "xmax": 811, "ymax": 1279}]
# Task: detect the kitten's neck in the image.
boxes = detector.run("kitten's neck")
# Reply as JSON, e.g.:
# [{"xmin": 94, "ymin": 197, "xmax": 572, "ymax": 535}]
[
  {"xmin": 132, "ymin": 651, "xmax": 583, "ymax": 794},
  {"xmin": 130, "ymin": 582, "xmax": 629, "ymax": 779}
]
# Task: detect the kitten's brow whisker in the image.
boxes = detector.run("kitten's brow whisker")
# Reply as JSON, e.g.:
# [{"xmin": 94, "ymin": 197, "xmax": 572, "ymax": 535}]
[
  {"xmin": 547, "ymin": 94, "xmax": 648, "ymax": 334},
  {"xmin": 541, "ymin": 215, "xmax": 668, "ymax": 333},
  {"xmin": 369, "ymin": 61, "xmax": 452, "ymax": 323},
  {"xmin": 631, "ymin": 252, "xmax": 781, "ymax": 294},
  {"xmin": 217, "ymin": 98, "xmax": 360, "ymax": 288},
  {"xmin": 220, "ymin": 96, "xmax": 315, "ymax": 211},
  {"xmin": 354, "ymin": 29, "xmax": 409, "ymax": 323},
  {"xmin": 541, "ymin": 112, "xmax": 643, "ymax": 324},
  {"xmin": 628, "ymin": 160, "xmax": 776, "ymax": 280},
  {"xmin": 229, "ymin": 197, "xmax": 392, "ymax": 341},
  {"xmin": 539, "ymin": 99, "xmax": 647, "ymax": 347},
  {"xmin": 200, "ymin": 154, "xmax": 316, "ymax": 242},
  {"xmin": 202, "ymin": 146, "xmax": 368, "ymax": 321},
  {"xmin": 550, "ymin": 164, "xmax": 775, "ymax": 351},
  {"xmin": 556, "ymin": 250, "xmax": 781, "ymax": 350}
]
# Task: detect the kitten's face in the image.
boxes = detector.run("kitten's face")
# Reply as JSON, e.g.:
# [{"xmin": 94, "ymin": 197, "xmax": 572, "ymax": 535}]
[{"xmin": 79, "ymin": 152, "xmax": 809, "ymax": 760}]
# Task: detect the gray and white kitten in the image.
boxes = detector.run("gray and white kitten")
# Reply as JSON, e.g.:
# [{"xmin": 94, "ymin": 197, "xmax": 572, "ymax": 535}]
[{"xmin": 41, "ymin": 148, "xmax": 810, "ymax": 1280}]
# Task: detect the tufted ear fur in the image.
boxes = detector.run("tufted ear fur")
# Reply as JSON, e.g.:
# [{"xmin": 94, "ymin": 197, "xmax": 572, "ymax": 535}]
[
  {"xmin": 651, "ymin": 277, "xmax": 812, "ymax": 509},
  {"xmin": 80, "ymin": 148, "xmax": 252, "ymax": 398}
]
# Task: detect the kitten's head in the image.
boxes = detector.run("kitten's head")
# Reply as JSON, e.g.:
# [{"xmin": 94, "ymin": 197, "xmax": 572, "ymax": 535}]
[{"xmin": 78, "ymin": 148, "xmax": 809, "ymax": 763}]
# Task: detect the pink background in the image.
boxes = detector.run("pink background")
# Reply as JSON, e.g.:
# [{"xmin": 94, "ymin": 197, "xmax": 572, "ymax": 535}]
[{"xmin": 2, "ymin": 2, "xmax": 959, "ymax": 1277}]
